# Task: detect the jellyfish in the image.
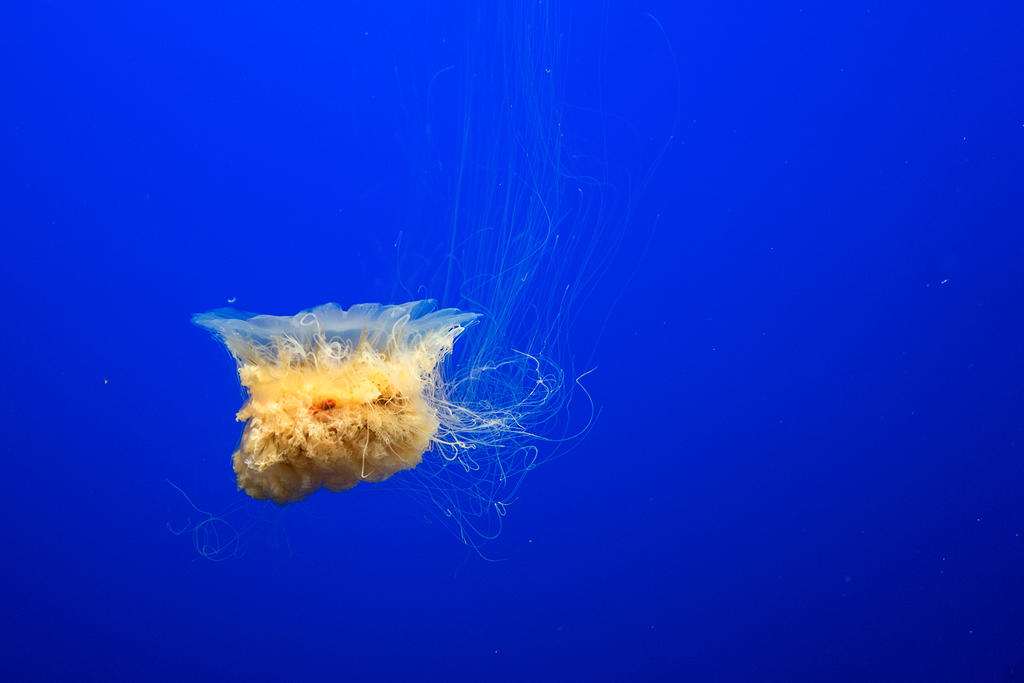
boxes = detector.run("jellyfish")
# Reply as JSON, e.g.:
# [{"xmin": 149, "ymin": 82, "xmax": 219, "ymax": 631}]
[
  {"xmin": 193, "ymin": 301, "xmax": 482, "ymax": 504},
  {"xmin": 183, "ymin": 1, "xmax": 670, "ymax": 552}
]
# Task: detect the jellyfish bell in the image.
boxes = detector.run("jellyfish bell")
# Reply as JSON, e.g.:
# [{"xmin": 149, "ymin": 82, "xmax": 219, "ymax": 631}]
[{"xmin": 193, "ymin": 300, "xmax": 479, "ymax": 505}]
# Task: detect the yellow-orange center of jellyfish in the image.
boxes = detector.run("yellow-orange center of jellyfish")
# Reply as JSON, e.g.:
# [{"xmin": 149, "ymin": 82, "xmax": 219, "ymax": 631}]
[{"xmin": 229, "ymin": 343, "xmax": 440, "ymax": 504}]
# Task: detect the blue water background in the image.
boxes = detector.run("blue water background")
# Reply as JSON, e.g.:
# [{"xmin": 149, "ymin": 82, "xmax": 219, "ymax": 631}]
[{"xmin": 2, "ymin": 1, "xmax": 1023, "ymax": 681}]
